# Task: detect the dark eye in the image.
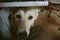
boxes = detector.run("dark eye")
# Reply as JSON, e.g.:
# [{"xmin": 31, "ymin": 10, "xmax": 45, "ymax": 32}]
[
  {"xmin": 16, "ymin": 15, "xmax": 21, "ymax": 19},
  {"xmin": 28, "ymin": 16, "xmax": 33, "ymax": 20}
]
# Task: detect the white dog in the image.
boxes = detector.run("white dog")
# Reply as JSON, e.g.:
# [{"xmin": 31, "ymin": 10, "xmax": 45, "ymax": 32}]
[{"xmin": 9, "ymin": 7, "xmax": 40, "ymax": 39}]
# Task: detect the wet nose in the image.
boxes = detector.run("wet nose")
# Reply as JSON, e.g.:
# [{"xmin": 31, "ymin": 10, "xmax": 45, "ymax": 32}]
[{"xmin": 18, "ymin": 31, "xmax": 27, "ymax": 38}]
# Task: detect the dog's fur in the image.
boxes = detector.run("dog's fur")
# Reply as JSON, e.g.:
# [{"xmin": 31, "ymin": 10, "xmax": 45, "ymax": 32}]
[{"xmin": 37, "ymin": 9, "xmax": 60, "ymax": 40}]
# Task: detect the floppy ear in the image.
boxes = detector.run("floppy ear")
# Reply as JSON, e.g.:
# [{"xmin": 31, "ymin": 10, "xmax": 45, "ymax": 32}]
[{"xmin": 34, "ymin": 9, "xmax": 40, "ymax": 20}]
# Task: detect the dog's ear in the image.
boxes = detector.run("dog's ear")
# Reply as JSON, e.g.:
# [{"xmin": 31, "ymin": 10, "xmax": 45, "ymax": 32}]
[{"xmin": 34, "ymin": 9, "xmax": 40, "ymax": 20}]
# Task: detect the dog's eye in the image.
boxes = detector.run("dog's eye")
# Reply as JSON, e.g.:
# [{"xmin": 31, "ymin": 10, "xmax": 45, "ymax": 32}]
[
  {"xmin": 28, "ymin": 16, "xmax": 33, "ymax": 20},
  {"xmin": 16, "ymin": 15, "xmax": 21, "ymax": 19}
]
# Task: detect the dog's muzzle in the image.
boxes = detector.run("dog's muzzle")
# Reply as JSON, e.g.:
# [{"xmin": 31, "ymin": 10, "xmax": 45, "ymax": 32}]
[{"xmin": 18, "ymin": 31, "xmax": 27, "ymax": 39}]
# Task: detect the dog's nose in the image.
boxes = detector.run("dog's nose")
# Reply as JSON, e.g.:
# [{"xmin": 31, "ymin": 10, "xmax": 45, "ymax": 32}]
[{"xmin": 18, "ymin": 31, "xmax": 27, "ymax": 38}]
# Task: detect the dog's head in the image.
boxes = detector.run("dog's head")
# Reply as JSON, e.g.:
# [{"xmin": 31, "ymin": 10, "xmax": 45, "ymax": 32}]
[{"xmin": 9, "ymin": 8, "xmax": 40, "ymax": 39}]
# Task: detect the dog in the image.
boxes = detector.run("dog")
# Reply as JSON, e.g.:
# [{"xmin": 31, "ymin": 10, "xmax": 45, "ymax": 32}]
[
  {"xmin": 0, "ymin": 7, "xmax": 52, "ymax": 40},
  {"xmin": 9, "ymin": 7, "xmax": 40, "ymax": 40}
]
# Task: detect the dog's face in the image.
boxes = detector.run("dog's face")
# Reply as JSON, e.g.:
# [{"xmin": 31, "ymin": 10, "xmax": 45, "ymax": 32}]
[{"xmin": 9, "ymin": 8, "xmax": 40, "ymax": 39}]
